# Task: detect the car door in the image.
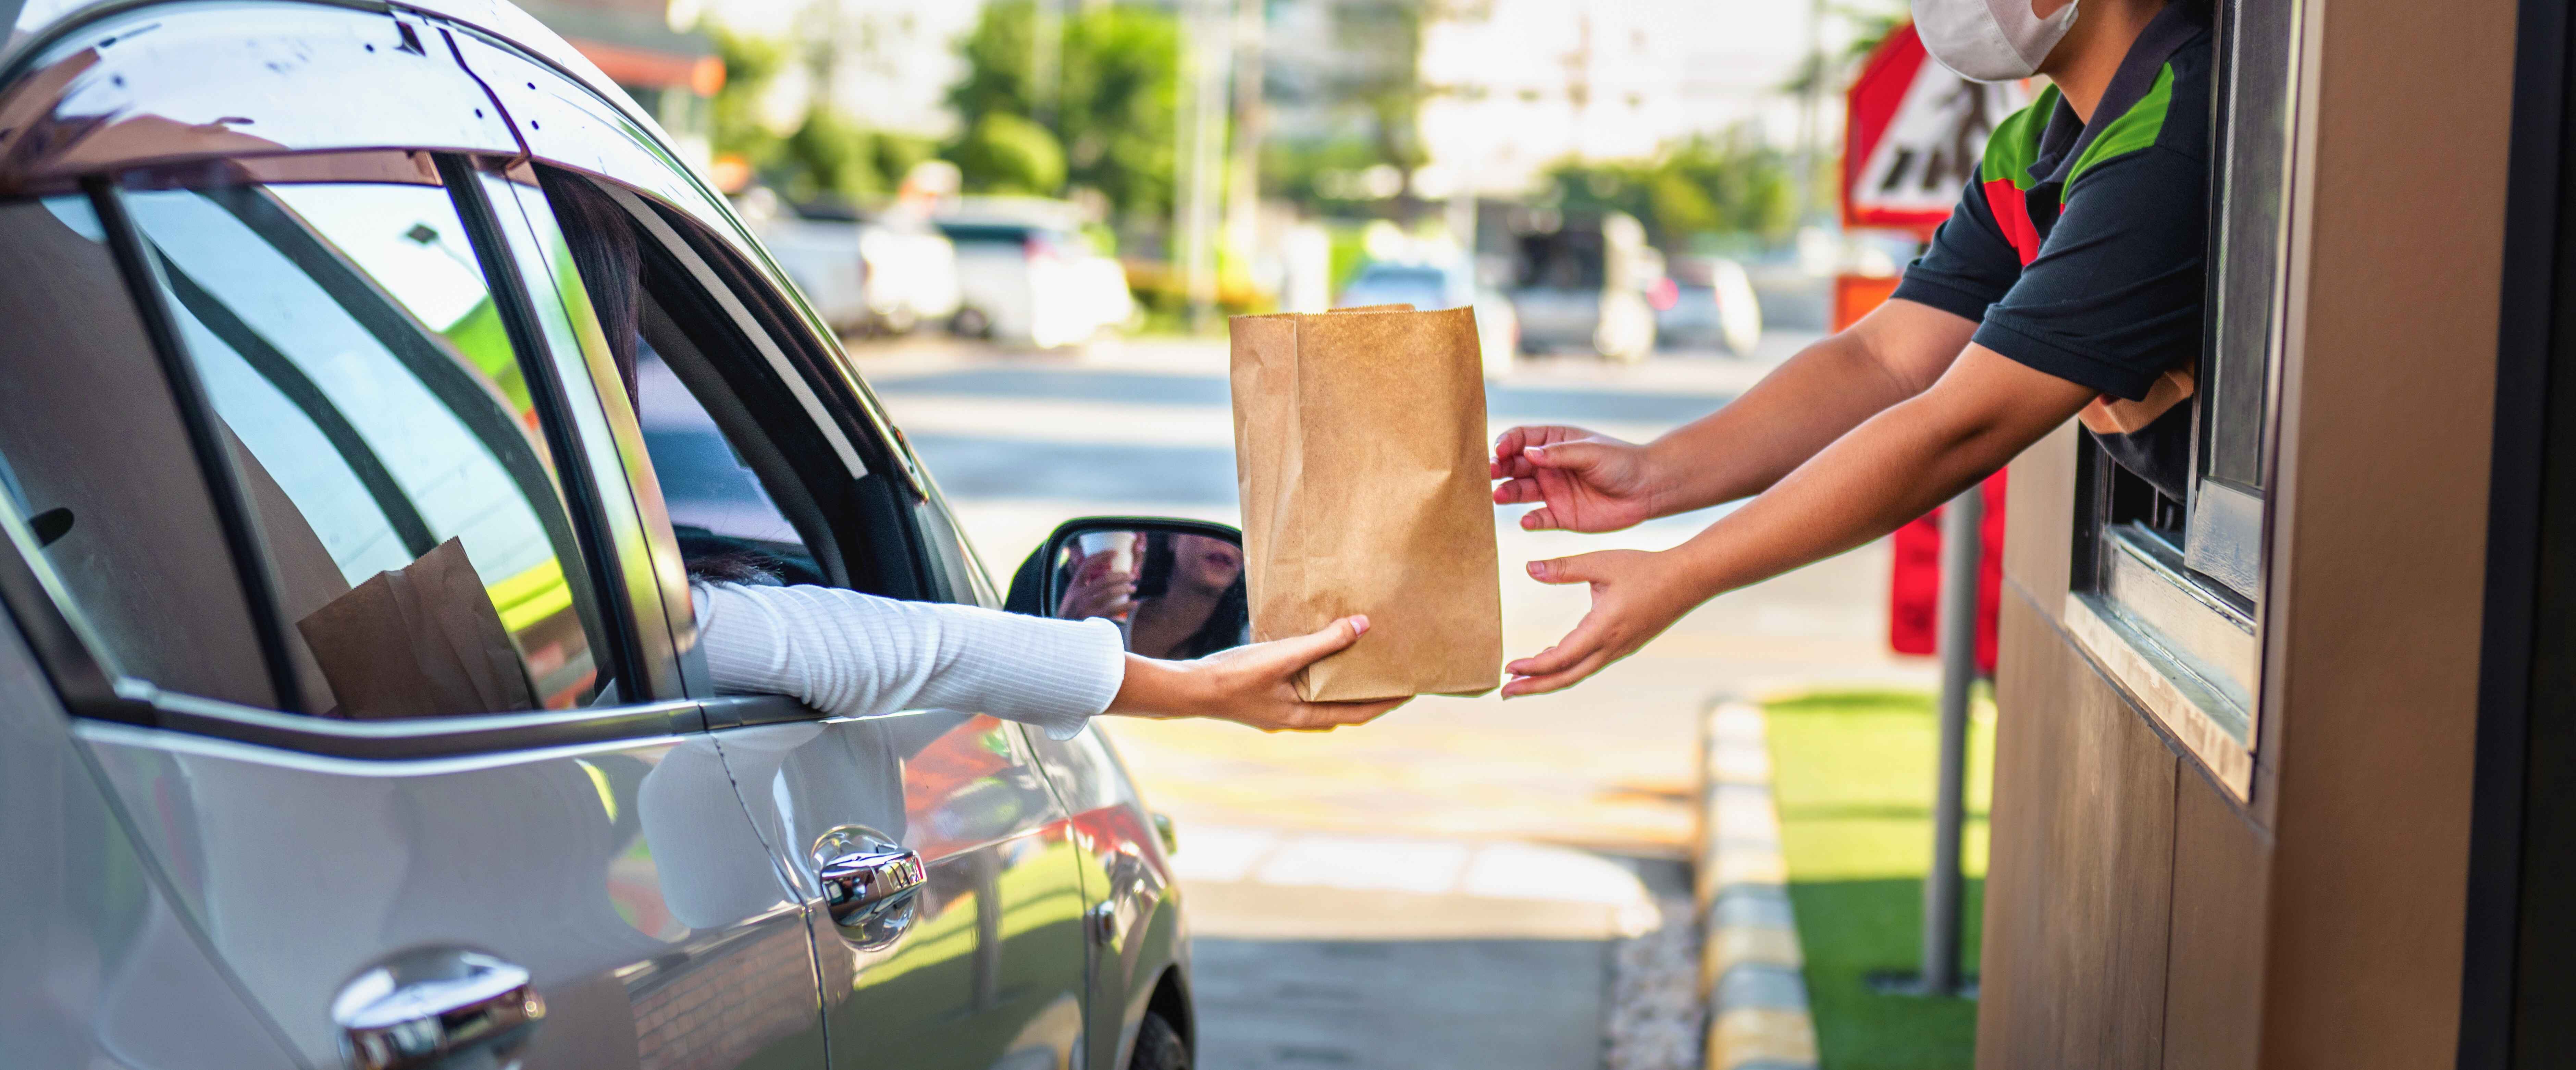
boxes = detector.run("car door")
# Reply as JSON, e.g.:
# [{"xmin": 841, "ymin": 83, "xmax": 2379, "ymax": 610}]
[
  {"xmin": 0, "ymin": 133, "xmax": 822, "ymax": 1070},
  {"xmin": 487, "ymin": 148, "xmax": 1099, "ymax": 1069},
  {"xmin": 0, "ymin": 586, "xmax": 302, "ymax": 1070}
]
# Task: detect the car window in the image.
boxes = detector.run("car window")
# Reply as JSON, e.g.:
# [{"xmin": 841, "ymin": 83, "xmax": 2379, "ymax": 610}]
[
  {"xmin": 632, "ymin": 341, "xmax": 827, "ymax": 582},
  {"xmin": 527, "ymin": 167, "xmax": 840, "ymax": 591},
  {"xmin": 120, "ymin": 179, "xmax": 612, "ymax": 715},
  {"xmin": 0, "ymin": 196, "xmax": 279, "ymax": 709},
  {"xmin": 1343, "ymin": 266, "xmax": 1457, "ymax": 310},
  {"xmin": 937, "ymin": 222, "xmax": 1033, "ymax": 249}
]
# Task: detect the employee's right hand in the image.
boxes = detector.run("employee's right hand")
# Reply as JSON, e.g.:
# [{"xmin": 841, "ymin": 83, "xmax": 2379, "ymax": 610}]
[{"xmin": 1491, "ymin": 425, "xmax": 1660, "ymax": 532}]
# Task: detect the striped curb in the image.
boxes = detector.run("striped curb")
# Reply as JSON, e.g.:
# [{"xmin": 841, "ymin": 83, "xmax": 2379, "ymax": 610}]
[{"xmin": 1695, "ymin": 698, "xmax": 1820, "ymax": 1070}]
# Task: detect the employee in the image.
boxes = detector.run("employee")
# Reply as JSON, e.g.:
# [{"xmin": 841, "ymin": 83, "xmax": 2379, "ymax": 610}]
[{"xmin": 1490, "ymin": 0, "xmax": 2211, "ymax": 696}]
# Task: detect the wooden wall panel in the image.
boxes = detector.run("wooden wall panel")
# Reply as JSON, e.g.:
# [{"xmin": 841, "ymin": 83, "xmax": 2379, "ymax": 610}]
[
  {"xmin": 2161, "ymin": 777, "xmax": 2270, "ymax": 1070},
  {"xmin": 2003, "ymin": 421, "xmax": 2080, "ymax": 608},
  {"xmin": 1980, "ymin": 592, "xmax": 2178, "ymax": 1070}
]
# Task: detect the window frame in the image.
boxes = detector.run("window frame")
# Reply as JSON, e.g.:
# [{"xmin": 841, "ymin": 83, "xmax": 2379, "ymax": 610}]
[
  {"xmin": 2067, "ymin": 0, "xmax": 2302, "ymax": 801},
  {"xmin": 575, "ymin": 172, "xmax": 958, "ymax": 617},
  {"xmin": 0, "ymin": 150, "xmax": 710, "ymax": 758}
]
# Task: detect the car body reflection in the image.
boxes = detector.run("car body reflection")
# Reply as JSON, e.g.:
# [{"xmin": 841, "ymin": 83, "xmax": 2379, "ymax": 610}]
[{"xmin": 714, "ymin": 707, "xmax": 1095, "ymax": 1070}]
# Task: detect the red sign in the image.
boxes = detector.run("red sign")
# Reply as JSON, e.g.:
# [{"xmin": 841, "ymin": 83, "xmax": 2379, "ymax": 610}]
[
  {"xmin": 1888, "ymin": 472, "xmax": 2006, "ymax": 675},
  {"xmin": 1844, "ymin": 24, "xmax": 2030, "ymax": 236}
]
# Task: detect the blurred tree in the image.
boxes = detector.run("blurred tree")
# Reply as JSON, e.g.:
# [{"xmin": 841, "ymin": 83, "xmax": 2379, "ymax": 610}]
[
  {"xmin": 1778, "ymin": 3, "xmax": 1909, "ymax": 98},
  {"xmin": 950, "ymin": 0, "xmax": 1179, "ymax": 223},
  {"xmin": 709, "ymin": 25, "xmax": 789, "ymax": 168},
  {"xmin": 1542, "ymin": 130, "xmax": 1799, "ymax": 248},
  {"xmin": 708, "ymin": 25, "xmax": 893, "ymax": 202},
  {"xmin": 950, "ymin": 112, "xmax": 1068, "ymax": 195},
  {"xmin": 1327, "ymin": 0, "xmax": 1431, "ymax": 220},
  {"xmin": 1259, "ymin": 136, "xmax": 1387, "ymax": 211},
  {"xmin": 780, "ymin": 107, "xmax": 882, "ymax": 202},
  {"xmin": 872, "ymin": 132, "xmax": 940, "ymax": 192}
]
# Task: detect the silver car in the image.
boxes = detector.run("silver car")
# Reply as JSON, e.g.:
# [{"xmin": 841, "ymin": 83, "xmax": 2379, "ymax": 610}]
[{"xmin": 0, "ymin": 2, "xmax": 1198, "ymax": 1068}]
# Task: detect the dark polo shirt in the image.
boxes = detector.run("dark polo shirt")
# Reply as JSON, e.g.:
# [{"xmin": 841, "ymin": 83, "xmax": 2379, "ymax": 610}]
[{"xmin": 1890, "ymin": 1, "xmax": 2213, "ymax": 498}]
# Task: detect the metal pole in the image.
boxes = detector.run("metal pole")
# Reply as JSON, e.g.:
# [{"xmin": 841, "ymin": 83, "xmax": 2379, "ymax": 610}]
[
  {"xmin": 1222, "ymin": 0, "xmax": 1264, "ymax": 273},
  {"xmin": 1180, "ymin": 0, "xmax": 1227, "ymax": 332},
  {"xmin": 1922, "ymin": 481, "xmax": 1981, "ymax": 997},
  {"xmin": 1032, "ymin": 0, "xmax": 1062, "ymax": 131}
]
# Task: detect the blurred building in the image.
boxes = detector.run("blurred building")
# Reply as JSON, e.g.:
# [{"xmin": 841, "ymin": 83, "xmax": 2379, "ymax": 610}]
[
  {"xmin": 517, "ymin": 0, "xmax": 723, "ymax": 165},
  {"xmin": 1395, "ymin": 0, "xmax": 1897, "ymax": 198}
]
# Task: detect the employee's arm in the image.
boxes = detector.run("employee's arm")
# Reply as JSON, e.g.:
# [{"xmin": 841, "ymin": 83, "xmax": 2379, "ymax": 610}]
[
  {"xmin": 1491, "ymin": 298, "xmax": 1981, "ymax": 531},
  {"xmin": 1500, "ymin": 344, "xmax": 2094, "ymax": 696}
]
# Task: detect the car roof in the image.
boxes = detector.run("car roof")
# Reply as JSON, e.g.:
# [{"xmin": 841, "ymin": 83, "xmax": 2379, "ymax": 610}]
[
  {"xmin": 0, "ymin": 0, "xmax": 659, "ymax": 169},
  {"xmin": 2, "ymin": 0, "xmax": 665, "ymax": 195}
]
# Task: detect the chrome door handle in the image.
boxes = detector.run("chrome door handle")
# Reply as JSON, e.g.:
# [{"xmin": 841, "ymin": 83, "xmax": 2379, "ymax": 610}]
[
  {"xmin": 332, "ymin": 948, "xmax": 544, "ymax": 1070},
  {"xmin": 819, "ymin": 847, "xmax": 927, "ymax": 924},
  {"xmin": 811, "ymin": 825, "xmax": 925, "ymax": 948}
]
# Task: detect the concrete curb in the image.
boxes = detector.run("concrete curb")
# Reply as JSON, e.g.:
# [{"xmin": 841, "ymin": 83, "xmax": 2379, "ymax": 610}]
[{"xmin": 1695, "ymin": 698, "xmax": 1820, "ymax": 1070}]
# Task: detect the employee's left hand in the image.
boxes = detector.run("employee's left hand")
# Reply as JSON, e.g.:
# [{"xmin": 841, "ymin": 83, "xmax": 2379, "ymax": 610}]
[{"xmin": 1503, "ymin": 549, "xmax": 1705, "ymax": 698}]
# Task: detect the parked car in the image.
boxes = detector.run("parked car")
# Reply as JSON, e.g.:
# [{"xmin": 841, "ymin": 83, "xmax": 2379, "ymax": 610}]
[
  {"xmin": 937, "ymin": 205, "xmax": 1134, "ymax": 348},
  {"xmin": 741, "ymin": 190, "xmax": 873, "ymax": 334},
  {"xmin": 742, "ymin": 193, "xmax": 964, "ymax": 338},
  {"xmin": 1336, "ymin": 259, "xmax": 1520, "ymax": 377},
  {"xmin": 1656, "ymin": 255, "xmax": 1765, "ymax": 356},
  {"xmin": 0, "ymin": 4, "xmax": 1200, "ymax": 1070},
  {"xmin": 1508, "ymin": 211, "xmax": 1659, "ymax": 362},
  {"xmin": 804, "ymin": 197, "xmax": 966, "ymax": 336}
]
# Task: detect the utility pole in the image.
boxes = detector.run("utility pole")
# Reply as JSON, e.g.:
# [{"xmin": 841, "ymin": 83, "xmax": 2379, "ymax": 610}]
[
  {"xmin": 1032, "ymin": 0, "xmax": 1063, "ymax": 131},
  {"xmin": 1798, "ymin": 0, "xmax": 1827, "ymax": 222},
  {"xmin": 1222, "ymin": 0, "xmax": 1265, "ymax": 294},
  {"xmin": 1177, "ymin": 0, "xmax": 1228, "ymax": 331},
  {"xmin": 1920, "ymin": 484, "xmax": 1981, "ymax": 997}
]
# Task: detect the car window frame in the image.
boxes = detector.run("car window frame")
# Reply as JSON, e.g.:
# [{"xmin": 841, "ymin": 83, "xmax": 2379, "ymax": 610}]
[
  {"xmin": 0, "ymin": 150, "xmax": 714, "ymax": 759},
  {"xmin": 561, "ymin": 170, "xmax": 982, "ymax": 633}
]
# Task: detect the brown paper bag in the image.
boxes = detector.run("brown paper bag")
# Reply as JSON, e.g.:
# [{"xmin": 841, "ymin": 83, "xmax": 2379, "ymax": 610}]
[
  {"xmin": 1230, "ymin": 304, "xmax": 1502, "ymax": 701},
  {"xmin": 296, "ymin": 538, "xmax": 540, "ymax": 718}
]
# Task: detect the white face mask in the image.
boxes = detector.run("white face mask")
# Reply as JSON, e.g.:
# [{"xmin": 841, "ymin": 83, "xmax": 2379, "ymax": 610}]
[{"xmin": 1911, "ymin": 0, "xmax": 2079, "ymax": 83}]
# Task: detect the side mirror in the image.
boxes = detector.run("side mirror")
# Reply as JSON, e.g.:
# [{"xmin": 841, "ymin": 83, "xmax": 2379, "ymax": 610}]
[{"xmin": 1005, "ymin": 517, "xmax": 1249, "ymax": 660}]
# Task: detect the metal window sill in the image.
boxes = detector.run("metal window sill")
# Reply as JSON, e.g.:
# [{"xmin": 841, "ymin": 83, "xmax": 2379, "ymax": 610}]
[{"xmin": 2063, "ymin": 591, "xmax": 2256, "ymax": 799}]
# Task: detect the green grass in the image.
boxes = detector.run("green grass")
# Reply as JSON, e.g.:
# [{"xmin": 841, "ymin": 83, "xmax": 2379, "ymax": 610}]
[{"xmin": 1764, "ymin": 688, "xmax": 1996, "ymax": 1070}]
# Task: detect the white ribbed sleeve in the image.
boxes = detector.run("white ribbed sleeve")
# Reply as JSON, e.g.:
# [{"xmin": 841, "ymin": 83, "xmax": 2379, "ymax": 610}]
[{"xmin": 692, "ymin": 582, "xmax": 1128, "ymax": 739}]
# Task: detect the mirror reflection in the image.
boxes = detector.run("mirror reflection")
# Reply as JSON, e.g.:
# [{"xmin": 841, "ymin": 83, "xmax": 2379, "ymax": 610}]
[{"xmin": 1049, "ymin": 529, "xmax": 1248, "ymax": 658}]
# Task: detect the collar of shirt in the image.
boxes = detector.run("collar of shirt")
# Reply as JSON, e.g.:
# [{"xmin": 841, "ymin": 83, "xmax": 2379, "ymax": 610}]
[{"xmin": 2026, "ymin": 1, "xmax": 2213, "ymax": 188}]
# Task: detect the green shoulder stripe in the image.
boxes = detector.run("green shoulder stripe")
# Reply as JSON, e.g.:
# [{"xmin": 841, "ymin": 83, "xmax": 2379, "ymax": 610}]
[
  {"xmin": 2069, "ymin": 64, "xmax": 2176, "ymax": 184},
  {"xmin": 1980, "ymin": 85, "xmax": 2059, "ymax": 190}
]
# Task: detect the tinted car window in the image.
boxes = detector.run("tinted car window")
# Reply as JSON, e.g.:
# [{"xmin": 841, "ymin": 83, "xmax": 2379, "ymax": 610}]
[
  {"xmin": 0, "ymin": 196, "xmax": 277, "ymax": 708},
  {"xmin": 123, "ymin": 180, "xmax": 609, "ymax": 713},
  {"xmin": 1341, "ymin": 266, "xmax": 1459, "ymax": 310},
  {"xmin": 634, "ymin": 344, "xmax": 788, "ymax": 541}
]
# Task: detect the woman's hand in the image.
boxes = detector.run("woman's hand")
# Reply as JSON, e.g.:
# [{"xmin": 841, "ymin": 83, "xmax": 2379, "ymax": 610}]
[
  {"xmin": 1056, "ymin": 549, "xmax": 1137, "ymax": 620},
  {"xmin": 1490, "ymin": 425, "xmax": 1661, "ymax": 532},
  {"xmin": 1109, "ymin": 615, "xmax": 1409, "ymax": 731},
  {"xmin": 1501, "ymin": 550, "xmax": 1706, "ymax": 697}
]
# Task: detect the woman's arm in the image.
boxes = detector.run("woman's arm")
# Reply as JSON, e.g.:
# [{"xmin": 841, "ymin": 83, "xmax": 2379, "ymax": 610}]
[{"xmin": 695, "ymin": 583, "xmax": 1400, "ymax": 737}]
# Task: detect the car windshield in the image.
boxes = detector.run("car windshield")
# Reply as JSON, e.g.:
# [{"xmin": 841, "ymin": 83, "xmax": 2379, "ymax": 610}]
[{"xmin": 1341, "ymin": 266, "xmax": 1456, "ymax": 310}]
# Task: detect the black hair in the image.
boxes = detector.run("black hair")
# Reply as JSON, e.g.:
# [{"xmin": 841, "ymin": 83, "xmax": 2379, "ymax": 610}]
[
  {"xmin": 533, "ymin": 167, "xmax": 784, "ymax": 587},
  {"xmin": 534, "ymin": 166, "xmax": 643, "ymax": 408},
  {"xmin": 1169, "ymin": 576, "xmax": 1249, "ymax": 660}
]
